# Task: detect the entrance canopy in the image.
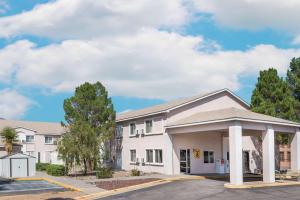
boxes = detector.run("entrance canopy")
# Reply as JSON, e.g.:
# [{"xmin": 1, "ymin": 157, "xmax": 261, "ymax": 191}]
[{"xmin": 165, "ymin": 107, "xmax": 300, "ymax": 186}]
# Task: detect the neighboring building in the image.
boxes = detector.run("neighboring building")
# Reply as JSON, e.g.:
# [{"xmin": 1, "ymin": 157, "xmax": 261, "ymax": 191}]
[
  {"xmin": 115, "ymin": 88, "xmax": 300, "ymax": 185},
  {"xmin": 0, "ymin": 119, "xmax": 65, "ymax": 164},
  {"xmin": 279, "ymin": 144, "xmax": 291, "ymax": 170}
]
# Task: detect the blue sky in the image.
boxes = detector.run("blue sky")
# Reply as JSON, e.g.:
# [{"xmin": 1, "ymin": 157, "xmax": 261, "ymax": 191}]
[{"xmin": 0, "ymin": 0, "xmax": 300, "ymax": 122}]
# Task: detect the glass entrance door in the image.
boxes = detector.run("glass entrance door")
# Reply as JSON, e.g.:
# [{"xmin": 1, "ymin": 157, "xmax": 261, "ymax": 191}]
[{"xmin": 180, "ymin": 149, "xmax": 191, "ymax": 173}]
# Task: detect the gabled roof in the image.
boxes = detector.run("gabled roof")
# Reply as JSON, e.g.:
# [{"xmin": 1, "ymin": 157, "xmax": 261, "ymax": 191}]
[
  {"xmin": 116, "ymin": 89, "xmax": 249, "ymax": 122},
  {"xmin": 0, "ymin": 119, "xmax": 65, "ymax": 135},
  {"xmin": 0, "ymin": 152, "xmax": 36, "ymax": 159},
  {"xmin": 165, "ymin": 107, "xmax": 300, "ymax": 128}
]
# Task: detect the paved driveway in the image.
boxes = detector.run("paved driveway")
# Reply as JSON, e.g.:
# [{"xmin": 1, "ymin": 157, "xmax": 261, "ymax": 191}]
[
  {"xmin": 99, "ymin": 179, "xmax": 300, "ymax": 200},
  {"xmin": 0, "ymin": 180, "xmax": 66, "ymax": 196}
]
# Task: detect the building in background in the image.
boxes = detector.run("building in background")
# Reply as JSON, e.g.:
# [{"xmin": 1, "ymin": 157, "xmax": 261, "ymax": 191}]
[
  {"xmin": 280, "ymin": 144, "xmax": 291, "ymax": 170},
  {"xmin": 0, "ymin": 119, "xmax": 65, "ymax": 164}
]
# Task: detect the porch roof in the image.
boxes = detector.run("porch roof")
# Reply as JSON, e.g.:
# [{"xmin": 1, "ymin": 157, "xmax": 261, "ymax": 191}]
[{"xmin": 165, "ymin": 107, "xmax": 300, "ymax": 128}]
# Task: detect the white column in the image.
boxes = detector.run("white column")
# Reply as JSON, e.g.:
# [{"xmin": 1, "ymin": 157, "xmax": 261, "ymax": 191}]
[
  {"xmin": 262, "ymin": 126, "xmax": 275, "ymax": 183},
  {"xmin": 164, "ymin": 133, "xmax": 174, "ymax": 175},
  {"xmin": 229, "ymin": 121, "xmax": 243, "ymax": 185},
  {"xmin": 291, "ymin": 129, "xmax": 300, "ymax": 171}
]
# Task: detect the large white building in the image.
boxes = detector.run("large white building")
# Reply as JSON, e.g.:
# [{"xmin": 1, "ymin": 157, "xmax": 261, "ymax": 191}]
[
  {"xmin": 0, "ymin": 119, "xmax": 65, "ymax": 164},
  {"xmin": 115, "ymin": 88, "xmax": 300, "ymax": 185}
]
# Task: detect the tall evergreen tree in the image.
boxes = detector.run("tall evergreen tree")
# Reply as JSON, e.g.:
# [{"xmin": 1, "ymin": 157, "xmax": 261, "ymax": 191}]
[
  {"xmin": 251, "ymin": 68, "xmax": 298, "ymax": 121},
  {"xmin": 58, "ymin": 82, "xmax": 116, "ymax": 174},
  {"xmin": 251, "ymin": 68, "xmax": 298, "ymax": 170},
  {"xmin": 287, "ymin": 57, "xmax": 300, "ymax": 119}
]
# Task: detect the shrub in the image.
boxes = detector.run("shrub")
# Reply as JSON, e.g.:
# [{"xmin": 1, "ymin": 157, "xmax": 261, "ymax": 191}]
[
  {"xmin": 46, "ymin": 164, "xmax": 66, "ymax": 176},
  {"xmin": 130, "ymin": 169, "xmax": 140, "ymax": 176},
  {"xmin": 36, "ymin": 163, "xmax": 50, "ymax": 171},
  {"xmin": 96, "ymin": 167, "xmax": 113, "ymax": 179}
]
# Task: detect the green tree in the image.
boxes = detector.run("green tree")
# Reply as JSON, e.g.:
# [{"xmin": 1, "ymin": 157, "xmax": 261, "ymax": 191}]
[
  {"xmin": 251, "ymin": 68, "xmax": 298, "ymax": 122},
  {"xmin": 59, "ymin": 82, "xmax": 116, "ymax": 175},
  {"xmin": 287, "ymin": 57, "xmax": 300, "ymax": 118},
  {"xmin": 0, "ymin": 127, "xmax": 18, "ymax": 155},
  {"xmin": 251, "ymin": 68, "xmax": 298, "ymax": 170}
]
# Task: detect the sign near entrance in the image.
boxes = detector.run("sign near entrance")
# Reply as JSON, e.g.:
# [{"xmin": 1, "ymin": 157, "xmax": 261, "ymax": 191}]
[{"xmin": 193, "ymin": 149, "xmax": 201, "ymax": 159}]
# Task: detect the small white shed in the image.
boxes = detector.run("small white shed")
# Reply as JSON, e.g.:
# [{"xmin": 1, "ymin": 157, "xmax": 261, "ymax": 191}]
[{"xmin": 0, "ymin": 153, "xmax": 36, "ymax": 178}]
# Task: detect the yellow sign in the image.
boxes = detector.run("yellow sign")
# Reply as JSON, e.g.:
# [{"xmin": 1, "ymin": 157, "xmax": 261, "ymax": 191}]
[{"xmin": 193, "ymin": 149, "xmax": 201, "ymax": 159}]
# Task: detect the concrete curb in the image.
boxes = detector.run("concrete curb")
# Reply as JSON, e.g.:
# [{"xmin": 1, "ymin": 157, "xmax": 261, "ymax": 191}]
[
  {"xmin": 224, "ymin": 181, "xmax": 300, "ymax": 189},
  {"xmin": 76, "ymin": 176, "xmax": 205, "ymax": 200},
  {"xmin": 14, "ymin": 177, "xmax": 82, "ymax": 192}
]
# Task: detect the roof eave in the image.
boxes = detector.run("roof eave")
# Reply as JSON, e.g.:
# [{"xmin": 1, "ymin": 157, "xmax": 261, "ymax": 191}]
[
  {"xmin": 165, "ymin": 117, "xmax": 300, "ymax": 129},
  {"xmin": 116, "ymin": 88, "xmax": 250, "ymax": 122}
]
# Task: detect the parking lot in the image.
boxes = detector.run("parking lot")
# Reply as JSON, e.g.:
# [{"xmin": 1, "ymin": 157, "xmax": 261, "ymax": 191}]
[
  {"xmin": 99, "ymin": 179, "xmax": 300, "ymax": 200},
  {"xmin": 0, "ymin": 180, "xmax": 67, "ymax": 196}
]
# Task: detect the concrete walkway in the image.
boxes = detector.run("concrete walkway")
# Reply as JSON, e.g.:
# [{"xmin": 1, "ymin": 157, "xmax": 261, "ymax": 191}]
[{"xmin": 34, "ymin": 171, "xmax": 106, "ymax": 194}]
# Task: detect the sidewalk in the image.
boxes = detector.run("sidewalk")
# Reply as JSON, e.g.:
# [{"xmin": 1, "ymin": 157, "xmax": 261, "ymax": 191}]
[{"xmin": 34, "ymin": 171, "xmax": 106, "ymax": 194}]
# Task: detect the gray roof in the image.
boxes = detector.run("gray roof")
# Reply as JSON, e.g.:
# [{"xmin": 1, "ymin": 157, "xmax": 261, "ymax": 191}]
[
  {"xmin": 0, "ymin": 119, "xmax": 65, "ymax": 135},
  {"xmin": 116, "ymin": 89, "xmax": 249, "ymax": 122},
  {"xmin": 166, "ymin": 107, "xmax": 300, "ymax": 127},
  {"xmin": 0, "ymin": 152, "xmax": 36, "ymax": 159}
]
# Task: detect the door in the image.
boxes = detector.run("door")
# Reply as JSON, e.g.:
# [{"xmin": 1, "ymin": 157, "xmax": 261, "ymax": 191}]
[
  {"xmin": 45, "ymin": 151, "xmax": 51, "ymax": 163},
  {"xmin": 180, "ymin": 149, "xmax": 191, "ymax": 174},
  {"xmin": 11, "ymin": 158, "xmax": 28, "ymax": 178},
  {"xmin": 116, "ymin": 151, "xmax": 122, "ymax": 168},
  {"xmin": 243, "ymin": 151, "xmax": 250, "ymax": 173}
]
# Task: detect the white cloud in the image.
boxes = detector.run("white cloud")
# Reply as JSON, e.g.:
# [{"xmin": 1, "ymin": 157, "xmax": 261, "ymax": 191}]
[
  {"xmin": 0, "ymin": 0, "xmax": 188, "ymax": 39},
  {"xmin": 0, "ymin": 89, "xmax": 32, "ymax": 119},
  {"xmin": 0, "ymin": 29, "xmax": 299, "ymax": 100},
  {"xmin": 193, "ymin": 0, "xmax": 300, "ymax": 43}
]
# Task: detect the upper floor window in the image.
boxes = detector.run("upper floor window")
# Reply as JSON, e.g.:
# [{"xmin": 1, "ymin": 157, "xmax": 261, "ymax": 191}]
[
  {"xmin": 116, "ymin": 125, "xmax": 123, "ymax": 138},
  {"xmin": 129, "ymin": 123, "xmax": 136, "ymax": 135},
  {"xmin": 145, "ymin": 120, "xmax": 153, "ymax": 134},
  {"xmin": 26, "ymin": 135, "xmax": 34, "ymax": 143},
  {"xmin": 45, "ymin": 136, "xmax": 53, "ymax": 144},
  {"xmin": 204, "ymin": 151, "xmax": 214, "ymax": 163}
]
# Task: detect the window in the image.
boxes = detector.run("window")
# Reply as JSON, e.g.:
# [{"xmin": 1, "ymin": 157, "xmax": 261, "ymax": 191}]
[
  {"xmin": 116, "ymin": 125, "xmax": 123, "ymax": 138},
  {"xmin": 26, "ymin": 151, "xmax": 35, "ymax": 156},
  {"xmin": 26, "ymin": 135, "xmax": 34, "ymax": 143},
  {"xmin": 146, "ymin": 149, "xmax": 153, "ymax": 163},
  {"xmin": 280, "ymin": 151, "xmax": 285, "ymax": 161},
  {"xmin": 129, "ymin": 123, "xmax": 136, "ymax": 135},
  {"xmin": 155, "ymin": 149, "xmax": 163, "ymax": 163},
  {"xmin": 130, "ymin": 150, "xmax": 136, "ymax": 162},
  {"xmin": 45, "ymin": 136, "xmax": 53, "ymax": 144},
  {"xmin": 287, "ymin": 151, "xmax": 291, "ymax": 161},
  {"xmin": 38, "ymin": 152, "xmax": 41, "ymax": 163},
  {"xmin": 204, "ymin": 151, "xmax": 214, "ymax": 163},
  {"xmin": 145, "ymin": 120, "xmax": 153, "ymax": 133}
]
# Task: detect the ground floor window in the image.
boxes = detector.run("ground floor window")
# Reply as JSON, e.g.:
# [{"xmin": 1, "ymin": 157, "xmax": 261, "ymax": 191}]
[
  {"xmin": 287, "ymin": 151, "xmax": 291, "ymax": 161},
  {"xmin": 146, "ymin": 149, "xmax": 154, "ymax": 163},
  {"xmin": 155, "ymin": 149, "xmax": 163, "ymax": 163},
  {"xmin": 130, "ymin": 150, "xmax": 136, "ymax": 162},
  {"xmin": 280, "ymin": 151, "xmax": 285, "ymax": 161},
  {"xmin": 204, "ymin": 151, "xmax": 214, "ymax": 163},
  {"xmin": 26, "ymin": 151, "xmax": 35, "ymax": 156}
]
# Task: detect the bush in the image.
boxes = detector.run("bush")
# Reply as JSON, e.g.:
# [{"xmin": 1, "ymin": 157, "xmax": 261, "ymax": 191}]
[
  {"xmin": 96, "ymin": 167, "xmax": 113, "ymax": 179},
  {"xmin": 46, "ymin": 164, "xmax": 66, "ymax": 176},
  {"xmin": 36, "ymin": 163, "xmax": 50, "ymax": 171},
  {"xmin": 130, "ymin": 169, "xmax": 140, "ymax": 176}
]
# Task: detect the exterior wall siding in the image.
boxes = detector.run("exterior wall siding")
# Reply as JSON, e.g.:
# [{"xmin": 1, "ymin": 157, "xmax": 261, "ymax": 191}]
[
  {"xmin": 167, "ymin": 93, "xmax": 248, "ymax": 123},
  {"xmin": 172, "ymin": 132, "xmax": 223, "ymax": 174}
]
